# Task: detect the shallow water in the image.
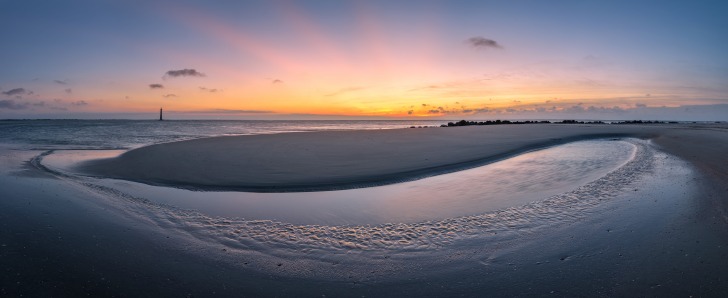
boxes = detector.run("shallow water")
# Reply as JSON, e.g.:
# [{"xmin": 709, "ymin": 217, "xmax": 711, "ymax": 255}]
[{"xmin": 43, "ymin": 139, "xmax": 635, "ymax": 225}]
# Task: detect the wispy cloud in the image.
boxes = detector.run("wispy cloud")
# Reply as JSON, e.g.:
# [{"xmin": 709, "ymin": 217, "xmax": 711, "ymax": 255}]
[
  {"xmin": 164, "ymin": 68, "xmax": 205, "ymax": 78},
  {"xmin": 465, "ymin": 36, "xmax": 503, "ymax": 49},
  {"xmin": 272, "ymin": 79, "xmax": 283, "ymax": 84},
  {"xmin": 325, "ymin": 86, "xmax": 367, "ymax": 97},
  {"xmin": 54, "ymin": 80, "xmax": 68, "ymax": 85},
  {"xmin": 2, "ymin": 88, "xmax": 30, "ymax": 96},
  {"xmin": 0, "ymin": 99, "xmax": 29, "ymax": 110},
  {"xmin": 199, "ymin": 87, "xmax": 219, "ymax": 93},
  {"xmin": 149, "ymin": 84, "xmax": 164, "ymax": 89},
  {"xmin": 408, "ymin": 85, "xmax": 441, "ymax": 92},
  {"xmin": 163, "ymin": 94, "xmax": 177, "ymax": 98},
  {"xmin": 70, "ymin": 100, "xmax": 88, "ymax": 106},
  {"xmin": 64, "ymin": 88, "xmax": 73, "ymax": 94}
]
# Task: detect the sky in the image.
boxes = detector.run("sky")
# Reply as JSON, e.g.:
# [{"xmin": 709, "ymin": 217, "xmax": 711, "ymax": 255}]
[{"xmin": 1, "ymin": 0, "xmax": 727, "ymax": 120}]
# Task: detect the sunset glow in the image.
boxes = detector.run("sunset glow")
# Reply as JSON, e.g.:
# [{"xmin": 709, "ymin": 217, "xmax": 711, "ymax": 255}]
[{"xmin": 1, "ymin": 0, "xmax": 727, "ymax": 120}]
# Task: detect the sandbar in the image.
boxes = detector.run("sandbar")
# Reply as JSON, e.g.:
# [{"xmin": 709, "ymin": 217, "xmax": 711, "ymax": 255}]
[{"xmin": 79, "ymin": 123, "xmax": 727, "ymax": 193}]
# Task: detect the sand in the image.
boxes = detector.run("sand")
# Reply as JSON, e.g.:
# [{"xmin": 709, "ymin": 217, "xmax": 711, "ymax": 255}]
[
  {"xmin": 3, "ymin": 123, "xmax": 728, "ymax": 297},
  {"xmin": 80, "ymin": 124, "xmax": 662, "ymax": 191}
]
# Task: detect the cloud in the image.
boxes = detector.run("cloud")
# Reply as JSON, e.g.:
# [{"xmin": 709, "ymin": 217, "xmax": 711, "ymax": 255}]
[
  {"xmin": 65, "ymin": 88, "xmax": 72, "ymax": 94},
  {"xmin": 54, "ymin": 80, "xmax": 67, "ymax": 85},
  {"xmin": 465, "ymin": 37, "xmax": 503, "ymax": 49},
  {"xmin": 70, "ymin": 100, "xmax": 88, "ymax": 106},
  {"xmin": 0, "ymin": 99, "xmax": 29, "ymax": 110},
  {"xmin": 408, "ymin": 85, "xmax": 441, "ymax": 92},
  {"xmin": 164, "ymin": 68, "xmax": 205, "ymax": 78},
  {"xmin": 272, "ymin": 79, "xmax": 283, "ymax": 84},
  {"xmin": 427, "ymin": 106, "xmax": 456, "ymax": 114},
  {"xmin": 199, "ymin": 87, "xmax": 219, "ymax": 93},
  {"xmin": 149, "ymin": 84, "xmax": 164, "ymax": 89},
  {"xmin": 163, "ymin": 94, "xmax": 177, "ymax": 98},
  {"xmin": 2, "ymin": 88, "xmax": 28, "ymax": 96},
  {"xmin": 635, "ymin": 103, "xmax": 647, "ymax": 108}
]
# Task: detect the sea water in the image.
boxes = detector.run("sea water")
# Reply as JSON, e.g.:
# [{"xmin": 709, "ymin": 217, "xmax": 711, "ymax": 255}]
[
  {"xmin": 0, "ymin": 119, "xmax": 444, "ymax": 150},
  {"xmin": 44, "ymin": 139, "xmax": 635, "ymax": 225}
]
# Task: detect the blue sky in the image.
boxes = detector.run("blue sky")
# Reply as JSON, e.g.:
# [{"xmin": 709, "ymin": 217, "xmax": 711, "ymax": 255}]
[{"xmin": 1, "ymin": 0, "xmax": 727, "ymax": 120}]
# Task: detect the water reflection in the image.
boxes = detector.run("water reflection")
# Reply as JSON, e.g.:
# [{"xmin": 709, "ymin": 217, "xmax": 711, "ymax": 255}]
[{"xmin": 45, "ymin": 140, "xmax": 635, "ymax": 225}]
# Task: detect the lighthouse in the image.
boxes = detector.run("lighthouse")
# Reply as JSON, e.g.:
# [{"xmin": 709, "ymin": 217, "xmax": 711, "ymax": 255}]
[{"xmin": 159, "ymin": 108, "xmax": 163, "ymax": 121}]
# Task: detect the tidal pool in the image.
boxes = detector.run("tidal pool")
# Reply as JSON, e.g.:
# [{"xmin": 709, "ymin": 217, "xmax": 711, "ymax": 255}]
[{"xmin": 43, "ymin": 139, "xmax": 636, "ymax": 225}]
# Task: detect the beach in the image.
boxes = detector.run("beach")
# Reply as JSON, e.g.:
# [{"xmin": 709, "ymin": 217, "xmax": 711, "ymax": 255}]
[
  {"xmin": 2, "ymin": 123, "xmax": 728, "ymax": 297},
  {"xmin": 78, "ymin": 124, "xmax": 658, "ymax": 191}
]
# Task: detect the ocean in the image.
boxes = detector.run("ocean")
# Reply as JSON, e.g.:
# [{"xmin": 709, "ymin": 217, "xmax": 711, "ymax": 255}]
[{"xmin": 0, "ymin": 119, "xmax": 447, "ymax": 150}]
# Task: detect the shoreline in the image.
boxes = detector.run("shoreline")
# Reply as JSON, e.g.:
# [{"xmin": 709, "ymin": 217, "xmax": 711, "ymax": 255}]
[
  {"xmin": 40, "ymin": 139, "xmax": 639, "ymax": 225},
  {"xmin": 2, "ymin": 123, "xmax": 728, "ymax": 296},
  {"xmin": 77, "ymin": 124, "xmax": 664, "ymax": 192}
]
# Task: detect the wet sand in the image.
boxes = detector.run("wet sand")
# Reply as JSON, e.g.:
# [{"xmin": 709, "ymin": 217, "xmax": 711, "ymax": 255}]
[
  {"xmin": 2, "ymin": 123, "xmax": 728, "ymax": 297},
  {"xmin": 79, "ymin": 124, "xmax": 659, "ymax": 192}
]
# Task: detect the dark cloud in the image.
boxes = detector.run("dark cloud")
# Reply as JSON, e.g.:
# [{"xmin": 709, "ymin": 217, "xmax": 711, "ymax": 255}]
[
  {"xmin": 272, "ymin": 79, "xmax": 283, "ymax": 84},
  {"xmin": 465, "ymin": 37, "xmax": 503, "ymax": 49},
  {"xmin": 163, "ymin": 94, "xmax": 177, "ymax": 98},
  {"xmin": 149, "ymin": 84, "xmax": 164, "ymax": 89},
  {"xmin": 65, "ymin": 88, "xmax": 73, "ymax": 94},
  {"xmin": 70, "ymin": 100, "xmax": 88, "ymax": 106},
  {"xmin": 407, "ymin": 110, "xmax": 413, "ymax": 115},
  {"xmin": 635, "ymin": 103, "xmax": 647, "ymax": 108},
  {"xmin": 164, "ymin": 69, "xmax": 205, "ymax": 78},
  {"xmin": 0, "ymin": 99, "xmax": 29, "ymax": 110},
  {"xmin": 199, "ymin": 87, "xmax": 219, "ymax": 93},
  {"xmin": 54, "ymin": 80, "xmax": 67, "ymax": 85},
  {"xmin": 2, "ymin": 88, "xmax": 28, "ymax": 96}
]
